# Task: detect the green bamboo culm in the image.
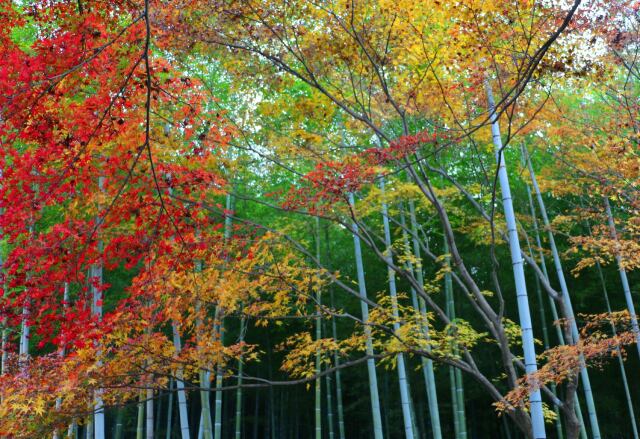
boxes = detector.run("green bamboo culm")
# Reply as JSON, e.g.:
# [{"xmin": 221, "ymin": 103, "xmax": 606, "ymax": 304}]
[
  {"xmin": 486, "ymin": 82, "xmax": 546, "ymax": 438},
  {"xmin": 524, "ymin": 146, "xmax": 601, "ymax": 439},
  {"xmin": 525, "ymin": 162, "xmax": 586, "ymax": 439},
  {"xmin": 165, "ymin": 379, "xmax": 174, "ymax": 439},
  {"xmin": 443, "ymin": 236, "xmax": 466, "ymax": 439},
  {"xmin": 234, "ymin": 314, "xmax": 246, "ymax": 439},
  {"xmin": 314, "ymin": 216, "xmax": 322, "ymax": 439},
  {"xmin": 114, "ymin": 407, "xmax": 125, "ymax": 439},
  {"xmin": 325, "ymin": 224, "xmax": 346, "ymax": 439},
  {"xmin": 405, "ymin": 200, "xmax": 442, "ymax": 439},
  {"xmin": 592, "ymin": 239, "xmax": 639, "ymax": 439},
  {"xmin": 324, "ymin": 319, "xmax": 336, "ymax": 439},
  {"xmin": 521, "ymin": 151, "xmax": 564, "ymax": 439},
  {"xmin": 196, "ymin": 254, "xmax": 213, "ymax": 439},
  {"xmin": 214, "ymin": 193, "xmax": 234, "ymax": 439},
  {"xmin": 136, "ymin": 391, "xmax": 144, "ymax": 439},
  {"xmin": 348, "ymin": 192, "xmax": 384, "ymax": 439},
  {"xmin": 379, "ymin": 178, "xmax": 415, "ymax": 439}
]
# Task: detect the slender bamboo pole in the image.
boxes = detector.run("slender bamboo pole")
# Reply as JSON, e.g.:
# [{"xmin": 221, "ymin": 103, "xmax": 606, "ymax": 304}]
[
  {"xmin": 172, "ymin": 324, "xmax": 191, "ymax": 439},
  {"xmin": 199, "ymin": 371, "xmax": 213, "ymax": 439},
  {"xmin": 524, "ymin": 147, "xmax": 601, "ymax": 438},
  {"xmin": 527, "ymin": 183, "xmax": 584, "ymax": 439},
  {"xmin": 379, "ymin": 178, "xmax": 415, "ymax": 439},
  {"xmin": 166, "ymin": 378, "xmax": 175, "ymax": 439},
  {"xmin": 486, "ymin": 82, "xmax": 546, "ymax": 439},
  {"xmin": 114, "ymin": 407, "xmax": 125, "ymax": 439},
  {"xmin": 155, "ymin": 388, "xmax": 163, "ymax": 436},
  {"xmin": 53, "ymin": 283, "xmax": 70, "ymax": 439},
  {"xmin": 443, "ymin": 237, "xmax": 467, "ymax": 439},
  {"xmin": 86, "ymin": 418, "xmax": 93, "ymax": 439},
  {"xmin": 213, "ymin": 194, "xmax": 234, "ymax": 439},
  {"xmin": 314, "ymin": 216, "xmax": 323, "ymax": 439},
  {"xmin": 331, "ymin": 318, "xmax": 345, "ymax": 439},
  {"xmin": 324, "ymin": 319, "xmax": 336, "ymax": 439},
  {"xmin": 93, "ymin": 176, "xmax": 106, "ymax": 439},
  {"xmin": 0, "ymin": 198, "xmax": 5, "ymax": 380},
  {"xmin": 137, "ymin": 391, "xmax": 145, "ymax": 439},
  {"xmin": 348, "ymin": 192, "xmax": 384, "ymax": 439},
  {"xmin": 213, "ymin": 320, "xmax": 224, "ymax": 439},
  {"xmin": 146, "ymin": 388, "xmax": 154, "ymax": 439},
  {"xmin": 19, "ymin": 227, "xmax": 34, "ymax": 360},
  {"xmin": 401, "ymin": 204, "xmax": 442, "ymax": 439},
  {"xmin": 234, "ymin": 314, "xmax": 246, "ymax": 439},
  {"xmin": 525, "ymin": 156, "xmax": 589, "ymax": 439},
  {"xmin": 580, "ymin": 209, "xmax": 637, "ymax": 436},
  {"xmin": 595, "ymin": 259, "xmax": 639, "ymax": 439},
  {"xmin": 196, "ymin": 254, "xmax": 213, "ymax": 439},
  {"xmin": 449, "ymin": 364, "xmax": 460, "ymax": 438},
  {"xmin": 521, "ymin": 155, "xmax": 564, "ymax": 439},
  {"xmin": 604, "ymin": 197, "xmax": 640, "ymax": 361},
  {"xmin": 325, "ymin": 224, "xmax": 346, "ymax": 439},
  {"xmin": 165, "ymin": 177, "xmax": 191, "ymax": 439},
  {"xmin": 331, "ymin": 314, "xmax": 346, "ymax": 439}
]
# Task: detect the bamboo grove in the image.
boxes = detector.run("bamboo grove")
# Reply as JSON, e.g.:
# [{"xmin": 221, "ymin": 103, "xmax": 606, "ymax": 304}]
[{"xmin": 0, "ymin": 0, "xmax": 639, "ymax": 438}]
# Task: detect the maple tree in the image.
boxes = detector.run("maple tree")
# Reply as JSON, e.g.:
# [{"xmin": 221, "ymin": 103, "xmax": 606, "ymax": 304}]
[{"xmin": 1, "ymin": 0, "xmax": 640, "ymax": 439}]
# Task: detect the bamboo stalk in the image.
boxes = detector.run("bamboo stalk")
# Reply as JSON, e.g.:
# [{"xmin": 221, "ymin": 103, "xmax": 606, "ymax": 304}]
[
  {"xmin": 486, "ymin": 82, "xmax": 546, "ymax": 439},
  {"xmin": 604, "ymin": 198, "xmax": 640, "ymax": 362},
  {"xmin": 325, "ymin": 223, "xmax": 346, "ymax": 439},
  {"xmin": 595, "ymin": 259, "xmax": 639, "ymax": 439},
  {"xmin": 379, "ymin": 178, "xmax": 415, "ymax": 439},
  {"xmin": 348, "ymin": 192, "xmax": 384, "ymax": 439},
  {"xmin": 235, "ymin": 314, "xmax": 246, "ymax": 439},
  {"xmin": 443, "ymin": 237, "xmax": 467, "ymax": 439},
  {"xmin": 166, "ymin": 379, "xmax": 175, "ymax": 439},
  {"xmin": 401, "ymin": 204, "xmax": 442, "ymax": 439},
  {"xmin": 314, "ymin": 216, "xmax": 323, "ymax": 439},
  {"xmin": 524, "ymin": 147, "xmax": 600, "ymax": 438}
]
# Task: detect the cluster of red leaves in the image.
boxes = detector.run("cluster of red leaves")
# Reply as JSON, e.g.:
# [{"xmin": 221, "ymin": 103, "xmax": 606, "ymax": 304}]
[
  {"xmin": 495, "ymin": 311, "xmax": 636, "ymax": 414},
  {"xmin": 282, "ymin": 130, "xmax": 445, "ymax": 213},
  {"xmin": 363, "ymin": 130, "xmax": 445, "ymax": 165},
  {"xmin": 0, "ymin": 0, "xmax": 237, "ymax": 429},
  {"xmin": 282, "ymin": 157, "xmax": 378, "ymax": 213}
]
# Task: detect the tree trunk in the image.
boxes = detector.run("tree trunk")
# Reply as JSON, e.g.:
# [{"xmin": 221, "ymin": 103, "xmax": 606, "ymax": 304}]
[{"xmin": 486, "ymin": 82, "xmax": 546, "ymax": 439}]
